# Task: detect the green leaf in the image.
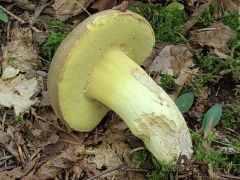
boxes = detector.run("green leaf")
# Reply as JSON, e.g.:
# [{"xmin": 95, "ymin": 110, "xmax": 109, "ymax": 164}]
[
  {"xmin": 0, "ymin": 9, "xmax": 8, "ymax": 23},
  {"xmin": 175, "ymin": 92, "xmax": 194, "ymax": 113},
  {"xmin": 203, "ymin": 104, "xmax": 222, "ymax": 133},
  {"xmin": 164, "ymin": 2, "xmax": 184, "ymax": 11}
]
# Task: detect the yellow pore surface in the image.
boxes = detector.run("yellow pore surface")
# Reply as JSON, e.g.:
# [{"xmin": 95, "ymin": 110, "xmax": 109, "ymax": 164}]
[{"xmin": 48, "ymin": 10, "xmax": 155, "ymax": 131}]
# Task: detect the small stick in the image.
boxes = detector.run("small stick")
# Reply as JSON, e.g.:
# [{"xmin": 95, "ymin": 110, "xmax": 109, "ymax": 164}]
[
  {"xmin": 0, "ymin": 5, "xmax": 42, "ymax": 32},
  {"xmin": 87, "ymin": 164, "xmax": 148, "ymax": 180},
  {"xmin": 87, "ymin": 164, "xmax": 124, "ymax": 180},
  {"xmin": 0, "ymin": 5, "xmax": 24, "ymax": 23},
  {"xmin": 1, "ymin": 112, "xmax": 6, "ymax": 132},
  {"xmin": 219, "ymin": 173, "xmax": 240, "ymax": 180},
  {"xmin": 129, "ymin": 147, "xmax": 145, "ymax": 154}
]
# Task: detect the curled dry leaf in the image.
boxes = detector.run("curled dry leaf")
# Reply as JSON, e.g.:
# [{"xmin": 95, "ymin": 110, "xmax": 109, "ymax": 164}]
[
  {"xmin": 2, "ymin": 24, "xmax": 40, "ymax": 72},
  {"xmin": 33, "ymin": 146, "xmax": 84, "ymax": 179},
  {"xmin": 189, "ymin": 23, "xmax": 236, "ymax": 53},
  {"xmin": 1, "ymin": 66, "xmax": 19, "ymax": 80},
  {"xmin": 148, "ymin": 44, "xmax": 196, "ymax": 98},
  {"xmin": 112, "ymin": 1, "xmax": 129, "ymax": 12},
  {"xmin": 91, "ymin": 0, "xmax": 117, "ymax": 11},
  {"xmin": 91, "ymin": 0, "xmax": 128, "ymax": 11},
  {"xmin": 211, "ymin": 0, "xmax": 240, "ymax": 12},
  {"xmin": 189, "ymin": 87, "xmax": 211, "ymax": 119},
  {"xmin": 52, "ymin": 0, "xmax": 93, "ymax": 20},
  {"xmin": 0, "ymin": 74, "xmax": 39, "ymax": 115},
  {"xmin": 0, "ymin": 125, "xmax": 27, "ymax": 162},
  {"xmin": 0, "ymin": 159, "xmax": 37, "ymax": 180},
  {"xmin": 0, "ymin": 131, "xmax": 20, "ymax": 162},
  {"xmin": 84, "ymin": 118, "xmax": 140, "ymax": 179},
  {"xmin": 88, "ymin": 142, "xmax": 123, "ymax": 169}
]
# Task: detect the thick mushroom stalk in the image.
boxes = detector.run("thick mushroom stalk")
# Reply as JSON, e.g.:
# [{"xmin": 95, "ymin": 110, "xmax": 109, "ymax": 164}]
[
  {"xmin": 47, "ymin": 10, "xmax": 192, "ymax": 164},
  {"xmin": 85, "ymin": 48, "xmax": 192, "ymax": 162}
]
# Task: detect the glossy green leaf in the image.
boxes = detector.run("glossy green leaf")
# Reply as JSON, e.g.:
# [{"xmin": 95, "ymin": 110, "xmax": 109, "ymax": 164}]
[
  {"xmin": 0, "ymin": 9, "xmax": 8, "ymax": 23},
  {"xmin": 175, "ymin": 92, "xmax": 194, "ymax": 113},
  {"xmin": 164, "ymin": 2, "xmax": 184, "ymax": 11},
  {"xmin": 203, "ymin": 103, "xmax": 222, "ymax": 133}
]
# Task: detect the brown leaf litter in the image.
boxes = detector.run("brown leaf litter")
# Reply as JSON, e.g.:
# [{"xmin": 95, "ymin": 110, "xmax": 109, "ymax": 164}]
[
  {"xmin": 0, "ymin": 73, "xmax": 39, "ymax": 115},
  {"xmin": 0, "ymin": 113, "xmax": 146, "ymax": 179},
  {"xmin": 189, "ymin": 23, "xmax": 236, "ymax": 54},
  {"xmin": 52, "ymin": 0, "xmax": 93, "ymax": 20},
  {"xmin": 2, "ymin": 23, "xmax": 41, "ymax": 72},
  {"xmin": 91, "ymin": 0, "xmax": 130, "ymax": 11},
  {"xmin": 148, "ymin": 44, "xmax": 197, "ymax": 99}
]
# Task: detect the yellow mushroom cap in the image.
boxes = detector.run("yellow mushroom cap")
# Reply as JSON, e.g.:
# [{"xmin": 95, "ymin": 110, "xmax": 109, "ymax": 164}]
[{"xmin": 47, "ymin": 10, "xmax": 155, "ymax": 131}]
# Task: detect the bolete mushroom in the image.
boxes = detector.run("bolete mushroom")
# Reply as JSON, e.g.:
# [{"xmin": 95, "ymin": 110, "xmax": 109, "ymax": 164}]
[{"xmin": 47, "ymin": 10, "xmax": 192, "ymax": 163}]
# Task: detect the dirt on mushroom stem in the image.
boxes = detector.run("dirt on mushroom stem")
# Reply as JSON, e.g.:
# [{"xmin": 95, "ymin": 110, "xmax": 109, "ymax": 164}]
[{"xmin": 84, "ymin": 47, "xmax": 193, "ymax": 164}]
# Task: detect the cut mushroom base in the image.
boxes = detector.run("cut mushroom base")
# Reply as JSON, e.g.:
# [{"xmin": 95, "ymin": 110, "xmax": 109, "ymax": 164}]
[{"xmin": 48, "ymin": 10, "xmax": 193, "ymax": 163}]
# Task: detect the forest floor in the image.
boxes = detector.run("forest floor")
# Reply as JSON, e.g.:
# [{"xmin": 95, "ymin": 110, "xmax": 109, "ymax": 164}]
[{"xmin": 0, "ymin": 0, "xmax": 239, "ymax": 179}]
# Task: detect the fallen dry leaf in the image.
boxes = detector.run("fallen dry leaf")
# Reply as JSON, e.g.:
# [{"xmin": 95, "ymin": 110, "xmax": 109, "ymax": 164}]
[
  {"xmin": 1, "ymin": 66, "xmax": 19, "ymax": 80},
  {"xmin": 91, "ymin": 0, "xmax": 117, "ymax": 11},
  {"xmin": 0, "ymin": 74, "xmax": 39, "ymax": 115},
  {"xmin": 89, "ymin": 142, "xmax": 123, "ymax": 169},
  {"xmin": 0, "ymin": 125, "xmax": 27, "ymax": 162},
  {"xmin": 33, "ymin": 146, "xmax": 84, "ymax": 179},
  {"xmin": 0, "ymin": 131, "xmax": 20, "ymax": 162},
  {"xmin": 0, "ymin": 159, "xmax": 37, "ymax": 180},
  {"xmin": 189, "ymin": 87, "xmax": 211, "ymax": 119},
  {"xmin": 189, "ymin": 23, "xmax": 236, "ymax": 54},
  {"xmin": 149, "ymin": 45, "xmax": 194, "ymax": 75},
  {"xmin": 112, "ymin": 1, "xmax": 129, "ymax": 12},
  {"xmin": 210, "ymin": 0, "xmax": 240, "ymax": 12},
  {"xmin": 53, "ymin": 0, "xmax": 93, "ymax": 20},
  {"xmin": 148, "ymin": 44, "xmax": 196, "ymax": 99},
  {"xmin": 2, "ymin": 24, "xmax": 40, "ymax": 72}
]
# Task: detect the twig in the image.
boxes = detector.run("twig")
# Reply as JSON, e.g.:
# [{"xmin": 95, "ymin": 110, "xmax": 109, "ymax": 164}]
[
  {"xmin": 87, "ymin": 164, "xmax": 148, "ymax": 180},
  {"xmin": 1, "ymin": 111, "xmax": 6, "ymax": 132},
  {"xmin": 71, "ymin": 0, "xmax": 91, "ymax": 16},
  {"xmin": 0, "ymin": 5, "xmax": 24, "ymax": 23},
  {"xmin": 0, "ymin": 155, "xmax": 14, "ymax": 161},
  {"xmin": 0, "ymin": 165, "xmax": 16, "ymax": 172},
  {"xmin": 124, "ymin": 168, "xmax": 148, "ymax": 173},
  {"xmin": 87, "ymin": 164, "xmax": 124, "ymax": 180},
  {"xmin": 0, "ymin": 5, "xmax": 42, "ymax": 32},
  {"xmin": 213, "ymin": 139, "xmax": 240, "ymax": 152},
  {"xmin": 219, "ymin": 173, "xmax": 240, "ymax": 179},
  {"xmin": 130, "ymin": 147, "xmax": 145, "ymax": 154}
]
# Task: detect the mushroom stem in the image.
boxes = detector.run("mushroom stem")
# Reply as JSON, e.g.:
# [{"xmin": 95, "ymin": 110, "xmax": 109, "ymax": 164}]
[{"xmin": 85, "ymin": 48, "xmax": 192, "ymax": 163}]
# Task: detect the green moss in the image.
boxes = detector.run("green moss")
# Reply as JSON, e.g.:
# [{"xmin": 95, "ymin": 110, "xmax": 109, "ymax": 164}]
[
  {"xmin": 184, "ymin": 74, "xmax": 215, "ymax": 96},
  {"xmin": 221, "ymin": 103, "xmax": 240, "ymax": 130},
  {"xmin": 160, "ymin": 74, "xmax": 178, "ymax": 93},
  {"xmin": 14, "ymin": 115, "xmax": 24, "ymax": 122},
  {"xmin": 5, "ymin": 55, "xmax": 16, "ymax": 63},
  {"xmin": 42, "ymin": 32, "xmax": 68, "ymax": 60},
  {"xmin": 42, "ymin": 18, "xmax": 71, "ymax": 60},
  {"xmin": 147, "ymin": 158, "xmax": 177, "ymax": 180},
  {"xmin": 195, "ymin": 54, "xmax": 233, "ymax": 75},
  {"xmin": 185, "ymin": 53, "xmax": 240, "ymax": 95},
  {"xmin": 191, "ymin": 132, "xmax": 228, "ymax": 164},
  {"xmin": 194, "ymin": 148, "xmax": 227, "ymax": 164},
  {"xmin": 131, "ymin": 150, "xmax": 149, "ymax": 168},
  {"xmin": 131, "ymin": 148, "xmax": 177, "ymax": 179},
  {"xmin": 222, "ymin": 11, "xmax": 240, "ymax": 31},
  {"xmin": 230, "ymin": 33, "xmax": 240, "ymax": 58},
  {"xmin": 198, "ymin": 5, "xmax": 217, "ymax": 27},
  {"xmin": 226, "ymin": 138, "xmax": 240, "ymax": 175},
  {"xmin": 129, "ymin": 2, "xmax": 186, "ymax": 43}
]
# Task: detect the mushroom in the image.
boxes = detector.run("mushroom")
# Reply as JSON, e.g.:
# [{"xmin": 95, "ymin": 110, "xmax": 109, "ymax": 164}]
[{"xmin": 47, "ymin": 10, "xmax": 192, "ymax": 163}]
